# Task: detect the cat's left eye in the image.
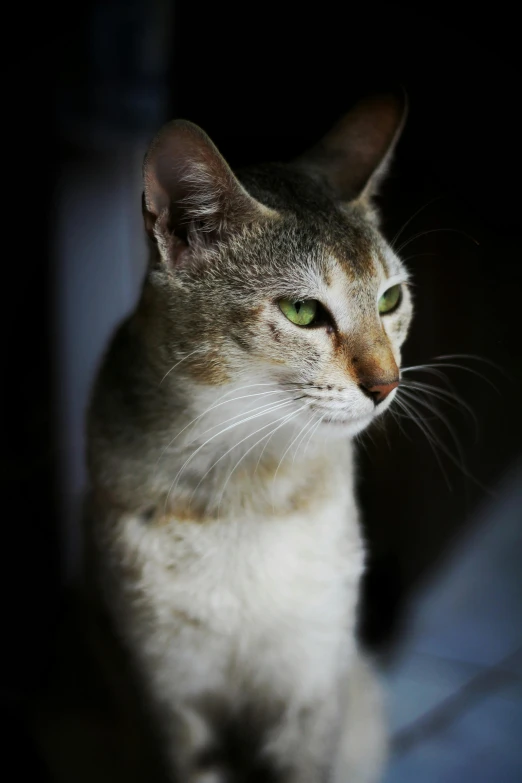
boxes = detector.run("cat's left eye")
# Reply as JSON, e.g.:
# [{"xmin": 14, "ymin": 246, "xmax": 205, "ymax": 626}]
[
  {"xmin": 279, "ymin": 298, "xmax": 318, "ymax": 326},
  {"xmin": 378, "ymin": 284, "xmax": 402, "ymax": 315}
]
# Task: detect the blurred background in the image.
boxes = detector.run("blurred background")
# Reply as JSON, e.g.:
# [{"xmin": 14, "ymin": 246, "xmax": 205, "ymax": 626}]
[{"xmin": 7, "ymin": 2, "xmax": 521, "ymax": 780}]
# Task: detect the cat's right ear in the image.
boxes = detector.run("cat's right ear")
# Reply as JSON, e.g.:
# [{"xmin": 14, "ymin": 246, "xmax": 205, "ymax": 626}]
[
  {"xmin": 295, "ymin": 90, "xmax": 407, "ymax": 204},
  {"xmin": 142, "ymin": 120, "xmax": 273, "ymax": 264}
]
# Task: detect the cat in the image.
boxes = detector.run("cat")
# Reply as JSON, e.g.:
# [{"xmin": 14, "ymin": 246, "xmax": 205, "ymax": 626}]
[{"xmin": 86, "ymin": 90, "xmax": 412, "ymax": 783}]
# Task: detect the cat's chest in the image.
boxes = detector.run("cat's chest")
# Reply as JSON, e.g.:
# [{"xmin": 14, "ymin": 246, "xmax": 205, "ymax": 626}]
[
  {"xmin": 113, "ymin": 487, "xmax": 364, "ymax": 700},
  {"xmin": 122, "ymin": 489, "xmax": 364, "ymax": 635}
]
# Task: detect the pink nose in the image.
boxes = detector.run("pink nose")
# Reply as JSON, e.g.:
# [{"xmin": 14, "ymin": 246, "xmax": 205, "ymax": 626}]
[{"xmin": 360, "ymin": 380, "xmax": 399, "ymax": 404}]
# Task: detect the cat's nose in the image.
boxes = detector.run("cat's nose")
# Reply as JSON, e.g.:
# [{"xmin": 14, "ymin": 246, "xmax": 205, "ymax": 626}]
[{"xmin": 359, "ymin": 379, "xmax": 399, "ymax": 404}]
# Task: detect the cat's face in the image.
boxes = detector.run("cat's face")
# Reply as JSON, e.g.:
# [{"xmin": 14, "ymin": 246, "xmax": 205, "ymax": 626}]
[{"xmin": 142, "ymin": 93, "xmax": 412, "ymax": 439}]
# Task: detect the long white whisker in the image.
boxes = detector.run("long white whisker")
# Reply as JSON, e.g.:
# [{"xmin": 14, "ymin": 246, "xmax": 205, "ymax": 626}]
[
  {"xmin": 402, "ymin": 364, "xmax": 456, "ymax": 390},
  {"xmin": 274, "ymin": 415, "xmax": 315, "ymax": 475},
  {"xmin": 396, "ymin": 227, "xmax": 479, "ymax": 255},
  {"xmin": 380, "ymin": 412, "xmax": 393, "ymax": 451},
  {"xmin": 184, "ymin": 393, "xmax": 304, "ymax": 446},
  {"xmin": 434, "ymin": 353, "xmax": 506, "ymax": 373},
  {"xmin": 165, "ymin": 398, "xmax": 298, "ymax": 510},
  {"xmin": 365, "ymin": 425, "xmax": 378, "ymax": 450},
  {"xmin": 155, "ymin": 388, "xmax": 289, "ymax": 471},
  {"xmin": 401, "ymin": 379, "xmax": 478, "ymax": 436},
  {"xmin": 402, "ymin": 361, "xmax": 500, "ymax": 393},
  {"xmin": 253, "ymin": 401, "xmax": 308, "ymax": 476},
  {"xmin": 271, "ymin": 411, "xmax": 315, "ymax": 505},
  {"xmin": 425, "ymin": 363, "xmax": 500, "ymax": 393},
  {"xmin": 402, "ymin": 252, "xmax": 438, "ymax": 263},
  {"xmin": 355, "ymin": 430, "xmax": 371, "ymax": 458},
  {"xmin": 394, "ymin": 395, "xmax": 453, "ymax": 491},
  {"xmin": 254, "ymin": 424, "xmax": 280, "ymax": 476},
  {"xmin": 398, "ymin": 391, "xmax": 492, "ymax": 494},
  {"xmin": 291, "ymin": 414, "xmax": 320, "ymax": 463},
  {"xmin": 302, "ymin": 414, "xmax": 325, "ymax": 460},
  {"xmin": 390, "ymin": 196, "xmax": 442, "ymax": 249},
  {"xmin": 187, "ymin": 402, "xmax": 304, "ymax": 505},
  {"xmin": 215, "ymin": 406, "xmax": 308, "ymax": 513},
  {"xmin": 399, "ymin": 387, "xmax": 467, "ymax": 466},
  {"xmin": 160, "ymin": 349, "xmax": 202, "ymax": 384},
  {"xmin": 387, "ymin": 406, "xmax": 411, "ymax": 441}
]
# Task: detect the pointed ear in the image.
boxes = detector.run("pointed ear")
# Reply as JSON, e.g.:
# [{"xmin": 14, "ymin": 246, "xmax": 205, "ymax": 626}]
[
  {"xmin": 143, "ymin": 120, "xmax": 273, "ymax": 261},
  {"xmin": 295, "ymin": 90, "xmax": 407, "ymax": 203}
]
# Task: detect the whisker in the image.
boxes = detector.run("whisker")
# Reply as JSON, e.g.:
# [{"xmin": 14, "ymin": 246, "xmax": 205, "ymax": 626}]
[
  {"xmin": 302, "ymin": 414, "xmax": 326, "ymax": 460},
  {"xmin": 271, "ymin": 409, "xmax": 313, "ymax": 511},
  {"xmin": 400, "ymin": 379, "xmax": 479, "ymax": 437},
  {"xmin": 160, "ymin": 348, "xmax": 203, "ymax": 384},
  {"xmin": 155, "ymin": 387, "xmax": 289, "ymax": 470},
  {"xmin": 381, "ymin": 413, "xmax": 393, "ymax": 451},
  {"xmin": 397, "ymin": 391, "xmax": 492, "ymax": 494},
  {"xmin": 434, "ymin": 353, "xmax": 508, "ymax": 377},
  {"xmin": 188, "ymin": 402, "xmax": 305, "ymax": 504},
  {"xmin": 426, "ymin": 363, "xmax": 500, "ymax": 393},
  {"xmin": 394, "ymin": 395, "xmax": 453, "ymax": 491},
  {"xmin": 354, "ymin": 428, "xmax": 373, "ymax": 460},
  {"xmin": 273, "ymin": 415, "xmax": 315, "ymax": 486},
  {"xmin": 254, "ymin": 422, "xmax": 281, "ymax": 476},
  {"xmin": 399, "ymin": 387, "xmax": 468, "ymax": 468},
  {"xmin": 402, "ymin": 252, "xmax": 439, "ymax": 264},
  {"xmin": 292, "ymin": 413, "xmax": 321, "ymax": 463},
  {"xmin": 251, "ymin": 395, "xmax": 320, "ymax": 475},
  {"xmin": 402, "ymin": 365, "xmax": 455, "ymax": 388},
  {"xmin": 390, "ymin": 196, "xmax": 443, "ymax": 250},
  {"xmin": 215, "ymin": 406, "xmax": 308, "ymax": 513},
  {"xmin": 183, "ymin": 393, "xmax": 304, "ymax": 446},
  {"xmin": 402, "ymin": 361, "xmax": 500, "ymax": 394},
  {"xmin": 387, "ymin": 406, "xmax": 412, "ymax": 441},
  {"xmin": 163, "ymin": 399, "xmax": 297, "ymax": 513},
  {"xmin": 364, "ymin": 425, "xmax": 379, "ymax": 451},
  {"xmin": 396, "ymin": 228, "xmax": 480, "ymax": 256}
]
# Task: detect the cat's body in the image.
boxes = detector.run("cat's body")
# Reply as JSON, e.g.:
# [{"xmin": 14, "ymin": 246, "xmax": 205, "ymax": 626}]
[{"xmin": 86, "ymin": 94, "xmax": 412, "ymax": 782}]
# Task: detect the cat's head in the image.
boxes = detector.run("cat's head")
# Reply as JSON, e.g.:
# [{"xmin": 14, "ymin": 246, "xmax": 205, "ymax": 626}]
[{"xmin": 140, "ymin": 93, "xmax": 412, "ymax": 439}]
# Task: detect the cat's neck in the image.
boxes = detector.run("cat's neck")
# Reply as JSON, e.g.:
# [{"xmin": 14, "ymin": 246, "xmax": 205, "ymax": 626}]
[{"xmin": 155, "ymin": 397, "xmax": 353, "ymax": 522}]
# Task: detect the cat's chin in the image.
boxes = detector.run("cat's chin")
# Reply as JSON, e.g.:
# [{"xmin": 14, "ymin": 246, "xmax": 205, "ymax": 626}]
[{"xmin": 320, "ymin": 415, "xmax": 374, "ymax": 439}]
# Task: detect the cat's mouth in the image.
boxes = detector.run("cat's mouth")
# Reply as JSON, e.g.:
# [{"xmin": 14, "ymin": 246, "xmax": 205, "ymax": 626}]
[
  {"xmin": 322, "ymin": 415, "xmax": 372, "ymax": 425},
  {"xmin": 318, "ymin": 413, "xmax": 374, "ymax": 438},
  {"xmin": 309, "ymin": 390, "xmax": 396, "ymax": 430}
]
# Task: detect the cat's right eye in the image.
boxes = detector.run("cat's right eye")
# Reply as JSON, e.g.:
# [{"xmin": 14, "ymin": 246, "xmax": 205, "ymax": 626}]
[
  {"xmin": 279, "ymin": 298, "xmax": 318, "ymax": 327},
  {"xmin": 378, "ymin": 284, "xmax": 402, "ymax": 315}
]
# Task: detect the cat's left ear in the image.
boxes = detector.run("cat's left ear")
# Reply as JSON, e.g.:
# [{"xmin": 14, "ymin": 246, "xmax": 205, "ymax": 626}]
[
  {"xmin": 295, "ymin": 90, "xmax": 407, "ymax": 203},
  {"xmin": 142, "ymin": 120, "xmax": 274, "ymax": 264}
]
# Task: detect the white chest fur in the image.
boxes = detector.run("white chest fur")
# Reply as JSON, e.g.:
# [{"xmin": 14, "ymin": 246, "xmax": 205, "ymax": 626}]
[{"xmin": 106, "ymin": 452, "xmax": 365, "ymax": 711}]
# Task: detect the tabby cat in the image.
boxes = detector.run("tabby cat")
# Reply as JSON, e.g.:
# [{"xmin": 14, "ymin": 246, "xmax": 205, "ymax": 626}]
[{"xmin": 86, "ymin": 91, "xmax": 412, "ymax": 782}]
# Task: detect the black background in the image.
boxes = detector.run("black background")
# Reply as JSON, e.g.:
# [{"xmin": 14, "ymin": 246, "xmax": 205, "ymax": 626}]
[{"xmin": 6, "ymin": 2, "xmax": 521, "ymax": 779}]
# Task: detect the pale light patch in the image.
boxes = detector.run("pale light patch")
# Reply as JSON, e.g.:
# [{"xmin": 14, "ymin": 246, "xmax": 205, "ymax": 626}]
[
  {"xmin": 320, "ymin": 255, "xmax": 377, "ymax": 334},
  {"xmin": 192, "ymin": 772, "xmax": 224, "ymax": 783},
  {"xmin": 381, "ymin": 243, "xmax": 408, "ymax": 279}
]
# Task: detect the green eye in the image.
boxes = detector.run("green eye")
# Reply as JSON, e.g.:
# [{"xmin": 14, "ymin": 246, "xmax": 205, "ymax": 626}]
[
  {"xmin": 279, "ymin": 298, "xmax": 318, "ymax": 326},
  {"xmin": 378, "ymin": 284, "xmax": 402, "ymax": 314}
]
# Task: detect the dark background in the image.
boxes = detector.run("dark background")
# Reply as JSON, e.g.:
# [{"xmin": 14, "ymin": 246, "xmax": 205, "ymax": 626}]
[{"xmin": 6, "ymin": 2, "xmax": 521, "ymax": 779}]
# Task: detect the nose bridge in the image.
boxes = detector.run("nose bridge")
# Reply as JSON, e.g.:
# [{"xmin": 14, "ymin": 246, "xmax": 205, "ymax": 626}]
[
  {"xmin": 350, "ymin": 331, "xmax": 400, "ymax": 404},
  {"xmin": 361, "ymin": 339, "xmax": 398, "ymax": 381},
  {"xmin": 342, "ymin": 326, "xmax": 399, "ymax": 386}
]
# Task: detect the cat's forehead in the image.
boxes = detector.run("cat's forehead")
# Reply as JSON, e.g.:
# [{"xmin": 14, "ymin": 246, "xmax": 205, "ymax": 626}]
[
  {"xmin": 264, "ymin": 211, "xmax": 399, "ymax": 291},
  {"xmin": 323, "ymin": 224, "xmax": 395, "ymax": 281},
  {"xmin": 240, "ymin": 163, "xmax": 402, "ymax": 285}
]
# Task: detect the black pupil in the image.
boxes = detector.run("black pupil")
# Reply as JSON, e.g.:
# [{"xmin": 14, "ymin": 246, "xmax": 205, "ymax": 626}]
[{"xmin": 295, "ymin": 302, "xmax": 302, "ymax": 312}]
